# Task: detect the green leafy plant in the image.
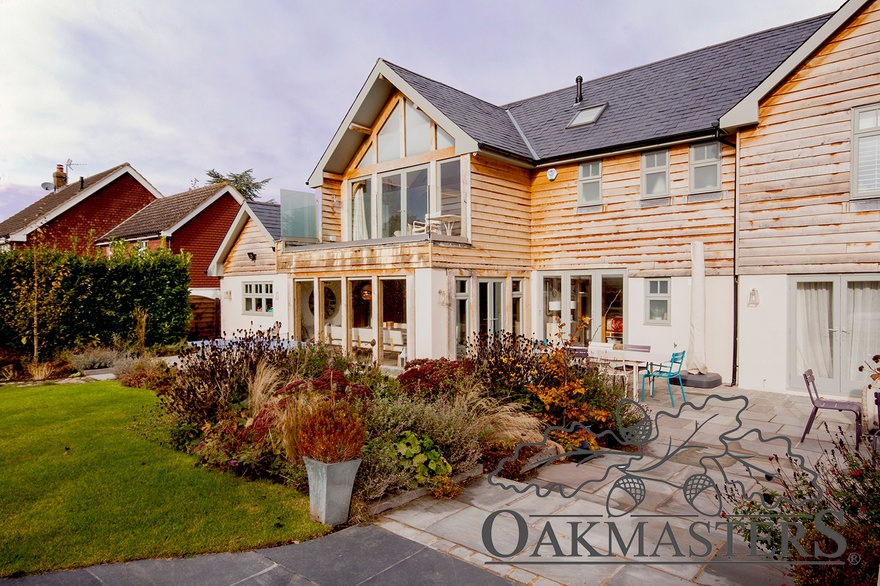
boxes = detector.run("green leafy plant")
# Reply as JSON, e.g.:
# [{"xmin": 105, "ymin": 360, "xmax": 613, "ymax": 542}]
[{"xmin": 396, "ymin": 430, "xmax": 452, "ymax": 485}]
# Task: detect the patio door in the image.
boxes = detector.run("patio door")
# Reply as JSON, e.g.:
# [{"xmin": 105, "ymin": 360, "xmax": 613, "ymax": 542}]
[
  {"xmin": 790, "ymin": 276, "xmax": 880, "ymax": 396},
  {"xmin": 478, "ymin": 280, "xmax": 504, "ymax": 337}
]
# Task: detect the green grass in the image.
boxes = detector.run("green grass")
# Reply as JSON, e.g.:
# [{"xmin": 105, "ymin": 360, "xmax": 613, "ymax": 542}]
[{"xmin": 0, "ymin": 381, "xmax": 328, "ymax": 578}]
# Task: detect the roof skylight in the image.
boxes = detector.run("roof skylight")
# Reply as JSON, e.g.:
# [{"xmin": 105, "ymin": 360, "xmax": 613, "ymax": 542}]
[{"xmin": 568, "ymin": 104, "xmax": 606, "ymax": 128}]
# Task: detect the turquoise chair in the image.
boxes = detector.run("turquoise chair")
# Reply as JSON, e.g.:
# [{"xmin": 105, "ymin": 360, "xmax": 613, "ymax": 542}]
[{"xmin": 641, "ymin": 351, "xmax": 686, "ymax": 406}]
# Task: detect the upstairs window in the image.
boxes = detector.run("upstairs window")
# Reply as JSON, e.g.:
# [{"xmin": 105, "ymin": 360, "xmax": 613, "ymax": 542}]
[
  {"xmin": 690, "ymin": 142, "xmax": 721, "ymax": 193},
  {"xmin": 437, "ymin": 125, "xmax": 454, "ymax": 150},
  {"xmin": 642, "ymin": 150, "xmax": 669, "ymax": 198},
  {"xmin": 578, "ymin": 161, "xmax": 602, "ymax": 209},
  {"xmin": 853, "ymin": 104, "xmax": 880, "ymax": 199}
]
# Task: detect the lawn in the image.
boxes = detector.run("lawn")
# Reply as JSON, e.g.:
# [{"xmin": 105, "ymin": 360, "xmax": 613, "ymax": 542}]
[{"xmin": 0, "ymin": 381, "xmax": 328, "ymax": 578}]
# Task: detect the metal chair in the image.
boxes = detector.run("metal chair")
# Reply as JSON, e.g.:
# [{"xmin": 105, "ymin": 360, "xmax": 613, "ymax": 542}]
[
  {"xmin": 642, "ymin": 350, "xmax": 686, "ymax": 406},
  {"xmin": 801, "ymin": 369, "xmax": 863, "ymax": 448}
]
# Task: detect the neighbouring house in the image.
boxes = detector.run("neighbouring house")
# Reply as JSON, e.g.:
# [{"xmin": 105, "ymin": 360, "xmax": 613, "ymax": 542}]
[
  {"xmin": 280, "ymin": 0, "xmax": 879, "ymax": 397},
  {"xmin": 208, "ymin": 199, "xmax": 287, "ymax": 337},
  {"xmin": 99, "ymin": 183, "xmax": 244, "ymax": 340},
  {"xmin": 0, "ymin": 163, "xmax": 162, "ymax": 252}
]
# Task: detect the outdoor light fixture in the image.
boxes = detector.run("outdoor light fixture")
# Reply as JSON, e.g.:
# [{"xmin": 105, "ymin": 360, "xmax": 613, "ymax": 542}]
[
  {"xmin": 247, "ymin": 252, "xmax": 257, "ymax": 261},
  {"xmin": 747, "ymin": 288, "xmax": 760, "ymax": 307}
]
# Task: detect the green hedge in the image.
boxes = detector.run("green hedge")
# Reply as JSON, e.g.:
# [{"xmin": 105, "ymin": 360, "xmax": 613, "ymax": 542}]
[{"xmin": 0, "ymin": 242, "xmax": 191, "ymax": 359}]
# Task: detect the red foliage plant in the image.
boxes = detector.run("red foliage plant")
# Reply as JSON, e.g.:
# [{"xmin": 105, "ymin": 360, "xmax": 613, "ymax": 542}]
[
  {"xmin": 278, "ymin": 369, "xmax": 373, "ymax": 401},
  {"xmin": 296, "ymin": 400, "xmax": 366, "ymax": 463},
  {"xmin": 397, "ymin": 358, "xmax": 475, "ymax": 396}
]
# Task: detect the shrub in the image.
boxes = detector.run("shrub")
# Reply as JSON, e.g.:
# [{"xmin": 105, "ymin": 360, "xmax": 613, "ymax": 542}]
[
  {"xmin": 724, "ymin": 432, "xmax": 879, "ymax": 586},
  {"xmin": 115, "ymin": 356, "xmax": 175, "ymax": 394},
  {"xmin": 468, "ymin": 332, "xmax": 543, "ymax": 401},
  {"xmin": 67, "ymin": 346, "xmax": 126, "ymax": 373},
  {"xmin": 25, "ymin": 361, "xmax": 56, "ymax": 381},
  {"xmin": 481, "ymin": 441, "xmax": 545, "ymax": 482},
  {"xmin": 293, "ymin": 400, "xmax": 366, "ymax": 463},
  {"xmin": 431, "ymin": 475, "xmax": 463, "ymax": 499},
  {"xmin": 397, "ymin": 358, "xmax": 475, "ymax": 397}
]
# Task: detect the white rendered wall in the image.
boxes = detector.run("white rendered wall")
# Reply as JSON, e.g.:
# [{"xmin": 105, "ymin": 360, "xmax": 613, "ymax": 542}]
[
  {"xmin": 626, "ymin": 276, "xmax": 734, "ymax": 383},
  {"xmin": 218, "ymin": 274, "xmax": 290, "ymax": 338},
  {"xmin": 413, "ymin": 268, "xmax": 450, "ymax": 359},
  {"xmin": 737, "ymin": 274, "xmax": 789, "ymax": 392}
]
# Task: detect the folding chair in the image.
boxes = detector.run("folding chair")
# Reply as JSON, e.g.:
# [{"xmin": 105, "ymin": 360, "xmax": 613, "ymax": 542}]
[
  {"xmin": 801, "ymin": 369, "xmax": 862, "ymax": 448},
  {"xmin": 642, "ymin": 350, "xmax": 686, "ymax": 406}
]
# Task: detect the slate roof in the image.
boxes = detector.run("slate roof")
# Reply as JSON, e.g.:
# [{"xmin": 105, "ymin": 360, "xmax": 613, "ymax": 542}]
[
  {"xmin": 384, "ymin": 13, "xmax": 831, "ymax": 164},
  {"xmin": 0, "ymin": 163, "xmax": 133, "ymax": 238},
  {"xmin": 101, "ymin": 183, "xmax": 227, "ymax": 240},
  {"xmin": 248, "ymin": 201, "xmax": 281, "ymax": 241}
]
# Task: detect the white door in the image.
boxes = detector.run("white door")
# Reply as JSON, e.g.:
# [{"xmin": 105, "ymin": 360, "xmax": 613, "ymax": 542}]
[
  {"xmin": 478, "ymin": 280, "xmax": 504, "ymax": 337},
  {"xmin": 791, "ymin": 276, "xmax": 880, "ymax": 396}
]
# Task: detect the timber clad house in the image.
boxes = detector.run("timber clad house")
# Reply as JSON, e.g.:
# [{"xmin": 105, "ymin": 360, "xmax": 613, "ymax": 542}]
[{"xmin": 272, "ymin": 0, "xmax": 880, "ymax": 398}]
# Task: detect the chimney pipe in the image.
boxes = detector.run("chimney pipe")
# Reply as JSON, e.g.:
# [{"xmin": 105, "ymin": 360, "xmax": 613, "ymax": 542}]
[
  {"xmin": 575, "ymin": 75, "xmax": 583, "ymax": 104},
  {"xmin": 53, "ymin": 164, "xmax": 67, "ymax": 189},
  {"xmin": 79, "ymin": 176, "xmax": 84, "ymax": 190}
]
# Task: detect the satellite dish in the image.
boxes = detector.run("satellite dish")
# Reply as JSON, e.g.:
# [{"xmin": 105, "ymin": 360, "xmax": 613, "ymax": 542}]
[{"xmin": 41, "ymin": 182, "xmax": 54, "ymax": 191}]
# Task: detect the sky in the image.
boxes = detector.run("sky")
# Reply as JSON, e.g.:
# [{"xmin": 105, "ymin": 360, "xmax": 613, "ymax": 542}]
[{"xmin": 0, "ymin": 0, "xmax": 845, "ymax": 221}]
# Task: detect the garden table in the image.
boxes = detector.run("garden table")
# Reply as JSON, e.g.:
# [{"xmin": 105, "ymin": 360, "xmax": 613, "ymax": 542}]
[{"xmin": 587, "ymin": 347, "xmax": 669, "ymax": 400}]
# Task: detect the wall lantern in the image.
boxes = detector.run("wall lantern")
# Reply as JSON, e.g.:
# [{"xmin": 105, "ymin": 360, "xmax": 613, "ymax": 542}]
[
  {"xmin": 247, "ymin": 252, "xmax": 257, "ymax": 262},
  {"xmin": 747, "ymin": 288, "xmax": 760, "ymax": 307}
]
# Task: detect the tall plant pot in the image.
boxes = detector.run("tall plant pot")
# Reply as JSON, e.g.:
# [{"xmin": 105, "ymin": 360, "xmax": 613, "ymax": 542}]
[{"xmin": 303, "ymin": 457, "xmax": 362, "ymax": 526}]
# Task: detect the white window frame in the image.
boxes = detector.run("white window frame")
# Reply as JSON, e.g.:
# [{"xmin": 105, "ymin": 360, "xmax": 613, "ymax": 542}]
[
  {"xmin": 578, "ymin": 161, "xmax": 602, "ymax": 209},
  {"xmin": 641, "ymin": 149, "xmax": 669, "ymax": 198},
  {"xmin": 689, "ymin": 142, "xmax": 721, "ymax": 194},
  {"xmin": 243, "ymin": 282, "xmax": 274, "ymax": 315},
  {"xmin": 645, "ymin": 278, "xmax": 670, "ymax": 325},
  {"xmin": 852, "ymin": 103, "xmax": 880, "ymax": 199}
]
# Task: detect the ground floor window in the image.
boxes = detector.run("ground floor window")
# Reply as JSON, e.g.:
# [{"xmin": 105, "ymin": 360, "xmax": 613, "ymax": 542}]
[
  {"xmin": 646, "ymin": 278, "xmax": 670, "ymax": 324},
  {"xmin": 380, "ymin": 279, "xmax": 407, "ymax": 366},
  {"xmin": 243, "ymin": 282, "xmax": 273, "ymax": 314}
]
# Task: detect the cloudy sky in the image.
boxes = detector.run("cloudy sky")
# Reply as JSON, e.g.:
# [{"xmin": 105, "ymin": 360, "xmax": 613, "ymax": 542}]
[{"xmin": 0, "ymin": 0, "xmax": 844, "ymax": 220}]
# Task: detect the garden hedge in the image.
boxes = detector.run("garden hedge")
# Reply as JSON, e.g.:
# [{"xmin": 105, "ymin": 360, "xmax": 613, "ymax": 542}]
[{"xmin": 0, "ymin": 242, "xmax": 191, "ymax": 358}]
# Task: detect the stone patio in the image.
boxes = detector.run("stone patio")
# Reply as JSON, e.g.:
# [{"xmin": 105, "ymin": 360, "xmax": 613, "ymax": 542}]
[{"xmin": 377, "ymin": 385, "xmax": 864, "ymax": 585}]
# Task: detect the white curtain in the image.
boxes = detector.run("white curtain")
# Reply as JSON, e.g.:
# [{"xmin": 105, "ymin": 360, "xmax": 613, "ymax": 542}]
[
  {"xmin": 846, "ymin": 280, "xmax": 880, "ymax": 379},
  {"xmin": 796, "ymin": 282, "xmax": 834, "ymax": 379},
  {"xmin": 352, "ymin": 184, "xmax": 368, "ymax": 240},
  {"xmin": 686, "ymin": 241, "xmax": 708, "ymax": 374}
]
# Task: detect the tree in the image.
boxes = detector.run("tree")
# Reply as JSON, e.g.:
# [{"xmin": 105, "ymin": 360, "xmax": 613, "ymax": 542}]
[{"xmin": 205, "ymin": 168, "xmax": 271, "ymax": 201}]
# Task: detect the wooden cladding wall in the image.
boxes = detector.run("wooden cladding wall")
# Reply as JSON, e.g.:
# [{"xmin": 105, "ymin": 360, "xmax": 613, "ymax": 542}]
[
  {"xmin": 224, "ymin": 217, "xmax": 276, "ymax": 276},
  {"xmin": 319, "ymin": 177, "xmax": 342, "ymax": 243},
  {"xmin": 530, "ymin": 143, "xmax": 736, "ymax": 277},
  {"xmin": 429, "ymin": 155, "xmax": 531, "ymax": 273},
  {"xmin": 738, "ymin": 2, "xmax": 880, "ymax": 274}
]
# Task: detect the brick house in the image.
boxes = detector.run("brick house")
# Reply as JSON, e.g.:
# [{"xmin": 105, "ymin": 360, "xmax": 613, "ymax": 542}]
[
  {"xmin": 0, "ymin": 163, "xmax": 161, "ymax": 252},
  {"xmin": 99, "ymin": 183, "xmax": 245, "ymax": 339}
]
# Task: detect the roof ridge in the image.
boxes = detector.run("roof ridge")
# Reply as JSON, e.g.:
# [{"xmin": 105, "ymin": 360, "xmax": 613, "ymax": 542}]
[
  {"xmin": 501, "ymin": 12, "xmax": 833, "ymax": 109},
  {"xmin": 383, "ymin": 59, "xmax": 504, "ymax": 110}
]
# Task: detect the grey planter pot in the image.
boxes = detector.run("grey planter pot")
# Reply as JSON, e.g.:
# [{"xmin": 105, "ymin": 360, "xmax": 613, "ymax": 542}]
[{"xmin": 303, "ymin": 457, "xmax": 362, "ymax": 526}]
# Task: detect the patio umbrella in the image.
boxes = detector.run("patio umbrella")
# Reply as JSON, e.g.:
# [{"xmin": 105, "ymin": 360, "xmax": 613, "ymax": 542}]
[{"xmin": 687, "ymin": 241, "xmax": 709, "ymax": 374}]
